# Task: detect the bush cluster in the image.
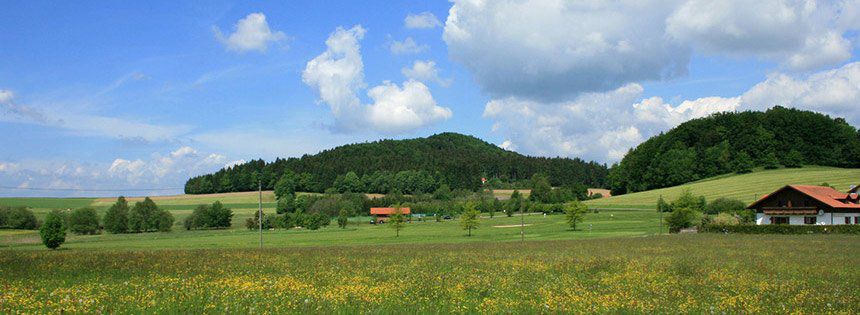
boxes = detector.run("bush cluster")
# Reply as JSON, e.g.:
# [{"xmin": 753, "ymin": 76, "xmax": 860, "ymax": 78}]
[
  {"xmin": 246, "ymin": 211, "xmax": 330, "ymax": 230},
  {"xmin": 183, "ymin": 201, "xmax": 233, "ymax": 230},
  {"xmin": 102, "ymin": 197, "xmax": 174, "ymax": 233},
  {"xmin": 68, "ymin": 207, "xmax": 100, "ymax": 235},
  {"xmin": 0, "ymin": 206, "xmax": 39, "ymax": 229},
  {"xmin": 701, "ymin": 224, "xmax": 860, "ymax": 234}
]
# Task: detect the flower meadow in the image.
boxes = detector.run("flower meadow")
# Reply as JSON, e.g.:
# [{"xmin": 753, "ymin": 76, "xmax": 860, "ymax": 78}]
[{"xmin": 1, "ymin": 234, "xmax": 858, "ymax": 314}]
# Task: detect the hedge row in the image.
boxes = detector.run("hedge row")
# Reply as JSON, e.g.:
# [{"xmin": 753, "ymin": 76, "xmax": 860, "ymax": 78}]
[{"xmin": 701, "ymin": 224, "xmax": 860, "ymax": 234}]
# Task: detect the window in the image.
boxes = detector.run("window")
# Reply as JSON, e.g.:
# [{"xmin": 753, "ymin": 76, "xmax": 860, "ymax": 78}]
[
  {"xmin": 771, "ymin": 217, "xmax": 789, "ymax": 225},
  {"xmin": 777, "ymin": 200, "xmax": 786, "ymax": 207},
  {"xmin": 804, "ymin": 217, "xmax": 817, "ymax": 225},
  {"xmin": 855, "ymin": 216, "xmax": 859, "ymax": 225},
  {"xmin": 846, "ymin": 217, "xmax": 852, "ymax": 224}
]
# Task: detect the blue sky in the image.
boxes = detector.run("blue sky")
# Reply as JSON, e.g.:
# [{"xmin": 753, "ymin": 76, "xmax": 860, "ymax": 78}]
[{"xmin": 1, "ymin": 0, "xmax": 859, "ymax": 196}]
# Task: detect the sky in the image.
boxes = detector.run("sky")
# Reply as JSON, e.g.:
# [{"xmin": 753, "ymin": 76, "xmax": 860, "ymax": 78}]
[{"xmin": 1, "ymin": 0, "xmax": 859, "ymax": 197}]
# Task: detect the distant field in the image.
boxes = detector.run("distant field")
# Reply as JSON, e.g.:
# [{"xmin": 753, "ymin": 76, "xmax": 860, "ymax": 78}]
[
  {"xmin": 586, "ymin": 166, "xmax": 860, "ymax": 209},
  {"xmin": 0, "ymin": 210, "xmax": 661, "ymax": 250},
  {"xmin": 2, "ymin": 234, "xmax": 857, "ymax": 313}
]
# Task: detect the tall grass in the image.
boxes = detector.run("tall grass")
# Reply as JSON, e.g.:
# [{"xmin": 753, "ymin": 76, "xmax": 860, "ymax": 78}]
[{"xmin": 1, "ymin": 234, "xmax": 857, "ymax": 313}]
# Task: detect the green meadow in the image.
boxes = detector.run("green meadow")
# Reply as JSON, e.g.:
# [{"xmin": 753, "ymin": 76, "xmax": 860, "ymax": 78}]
[
  {"xmin": 586, "ymin": 166, "xmax": 860, "ymax": 209},
  {"xmin": 1, "ymin": 234, "xmax": 857, "ymax": 313}
]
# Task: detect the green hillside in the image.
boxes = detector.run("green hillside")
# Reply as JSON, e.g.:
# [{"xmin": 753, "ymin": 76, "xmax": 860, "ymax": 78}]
[{"xmin": 587, "ymin": 166, "xmax": 860, "ymax": 209}]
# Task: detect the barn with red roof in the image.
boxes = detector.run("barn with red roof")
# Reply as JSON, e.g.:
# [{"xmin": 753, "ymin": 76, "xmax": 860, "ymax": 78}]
[
  {"xmin": 748, "ymin": 185, "xmax": 860, "ymax": 225},
  {"xmin": 370, "ymin": 207, "xmax": 410, "ymax": 223}
]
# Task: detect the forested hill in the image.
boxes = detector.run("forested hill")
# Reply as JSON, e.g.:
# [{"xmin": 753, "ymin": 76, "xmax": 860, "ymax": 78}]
[
  {"xmin": 185, "ymin": 133, "xmax": 608, "ymax": 194},
  {"xmin": 608, "ymin": 106, "xmax": 860, "ymax": 195}
]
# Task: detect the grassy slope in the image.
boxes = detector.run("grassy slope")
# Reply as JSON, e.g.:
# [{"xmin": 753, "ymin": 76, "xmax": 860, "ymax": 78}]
[{"xmin": 586, "ymin": 166, "xmax": 860, "ymax": 209}]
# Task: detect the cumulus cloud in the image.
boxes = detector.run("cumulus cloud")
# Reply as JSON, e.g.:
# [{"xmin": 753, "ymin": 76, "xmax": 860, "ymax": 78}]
[
  {"xmin": 740, "ymin": 62, "xmax": 860, "ymax": 122},
  {"xmin": 405, "ymin": 12, "xmax": 442, "ymax": 29},
  {"xmin": 303, "ymin": 26, "xmax": 452, "ymax": 134},
  {"xmin": 666, "ymin": 0, "xmax": 856, "ymax": 70},
  {"xmin": 444, "ymin": 0, "xmax": 859, "ymax": 162},
  {"xmin": 444, "ymin": 0, "xmax": 690, "ymax": 101},
  {"xmin": 486, "ymin": 62, "xmax": 860, "ymax": 163},
  {"xmin": 0, "ymin": 146, "xmax": 233, "ymax": 197},
  {"xmin": 484, "ymin": 83, "xmax": 745, "ymax": 161},
  {"xmin": 443, "ymin": 0, "xmax": 858, "ymax": 101},
  {"xmin": 401, "ymin": 60, "xmax": 452, "ymax": 87},
  {"xmin": 389, "ymin": 37, "xmax": 428, "ymax": 55},
  {"xmin": 214, "ymin": 13, "xmax": 286, "ymax": 53}
]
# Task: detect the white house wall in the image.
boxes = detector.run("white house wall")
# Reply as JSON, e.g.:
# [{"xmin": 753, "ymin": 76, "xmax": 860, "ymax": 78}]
[{"xmin": 754, "ymin": 213, "xmax": 860, "ymax": 225}]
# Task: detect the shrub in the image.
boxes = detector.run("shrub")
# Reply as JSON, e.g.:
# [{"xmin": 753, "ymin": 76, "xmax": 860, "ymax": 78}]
[
  {"xmin": 303, "ymin": 213, "xmax": 330, "ymax": 230},
  {"xmin": 185, "ymin": 201, "xmax": 233, "ymax": 230},
  {"xmin": 155, "ymin": 210, "xmax": 174, "ymax": 232},
  {"xmin": 128, "ymin": 197, "xmax": 173, "ymax": 232},
  {"xmin": 671, "ymin": 189, "xmax": 706, "ymax": 213},
  {"xmin": 39, "ymin": 210, "xmax": 66, "ymax": 249},
  {"xmin": 69, "ymin": 207, "xmax": 100, "ymax": 235},
  {"xmin": 246, "ymin": 210, "xmax": 273, "ymax": 230},
  {"xmin": 337, "ymin": 209, "xmax": 349, "ymax": 229},
  {"xmin": 103, "ymin": 197, "xmax": 129, "ymax": 234},
  {"xmin": 701, "ymin": 224, "xmax": 860, "ymax": 234},
  {"xmin": 704, "ymin": 197, "xmax": 747, "ymax": 215},
  {"xmin": 665, "ymin": 207, "xmax": 699, "ymax": 233},
  {"xmin": 711, "ymin": 213, "xmax": 740, "ymax": 226},
  {"xmin": 0, "ymin": 206, "xmax": 39, "ymax": 229}
]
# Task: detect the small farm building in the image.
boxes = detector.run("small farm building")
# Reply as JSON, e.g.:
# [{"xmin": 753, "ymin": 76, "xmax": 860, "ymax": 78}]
[
  {"xmin": 370, "ymin": 207, "xmax": 411, "ymax": 223},
  {"xmin": 748, "ymin": 185, "xmax": 860, "ymax": 225}
]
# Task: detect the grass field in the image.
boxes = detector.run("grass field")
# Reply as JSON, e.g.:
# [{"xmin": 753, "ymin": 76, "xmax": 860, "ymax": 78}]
[
  {"xmin": 1, "ymin": 210, "xmax": 661, "ymax": 250},
  {"xmin": 586, "ymin": 166, "xmax": 860, "ymax": 209},
  {"xmin": 1, "ymin": 234, "xmax": 857, "ymax": 313}
]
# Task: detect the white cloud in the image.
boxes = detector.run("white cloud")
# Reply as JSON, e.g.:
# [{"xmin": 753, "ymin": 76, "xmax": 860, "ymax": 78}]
[
  {"xmin": 389, "ymin": 37, "xmax": 428, "ymax": 55},
  {"xmin": 740, "ymin": 61, "xmax": 860, "ymax": 122},
  {"xmin": 401, "ymin": 60, "xmax": 452, "ymax": 87},
  {"xmin": 0, "ymin": 89, "xmax": 50, "ymax": 123},
  {"xmin": 443, "ymin": 0, "xmax": 690, "ymax": 101},
  {"xmin": 0, "ymin": 89, "xmax": 190, "ymax": 143},
  {"xmin": 486, "ymin": 62, "xmax": 860, "ymax": 163},
  {"xmin": 365, "ymin": 80, "xmax": 452, "ymax": 133},
  {"xmin": 666, "ymin": 0, "xmax": 856, "ymax": 70},
  {"xmin": 484, "ymin": 83, "xmax": 741, "ymax": 162},
  {"xmin": 214, "ymin": 13, "xmax": 286, "ymax": 53},
  {"xmin": 405, "ymin": 12, "xmax": 442, "ymax": 29},
  {"xmin": 443, "ymin": 0, "xmax": 858, "ymax": 102},
  {"xmin": 303, "ymin": 26, "xmax": 452, "ymax": 134}
]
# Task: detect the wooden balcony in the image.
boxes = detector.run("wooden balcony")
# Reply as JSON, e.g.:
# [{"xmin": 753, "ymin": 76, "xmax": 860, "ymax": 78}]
[{"xmin": 762, "ymin": 207, "xmax": 818, "ymax": 215}]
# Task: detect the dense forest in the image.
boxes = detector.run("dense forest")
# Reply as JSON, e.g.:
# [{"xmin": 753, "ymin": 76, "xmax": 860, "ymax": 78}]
[
  {"xmin": 608, "ymin": 107, "xmax": 860, "ymax": 195},
  {"xmin": 185, "ymin": 133, "xmax": 608, "ymax": 194}
]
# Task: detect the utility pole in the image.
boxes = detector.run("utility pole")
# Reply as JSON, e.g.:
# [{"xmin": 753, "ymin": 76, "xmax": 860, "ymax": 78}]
[{"xmin": 258, "ymin": 180, "xmax": 263, "ymax": 249}]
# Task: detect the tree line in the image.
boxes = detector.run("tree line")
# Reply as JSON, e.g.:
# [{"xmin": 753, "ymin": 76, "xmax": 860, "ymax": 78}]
[
  {"xmin": 185, "ymin": 132, "xmax": 609, "ymax": 194},
  {"xmin": 609, "ymin": 107, "xmax": 860, "ymax": 195}
]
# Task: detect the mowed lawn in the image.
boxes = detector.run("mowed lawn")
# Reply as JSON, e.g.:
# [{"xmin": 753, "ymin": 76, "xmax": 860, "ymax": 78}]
[
  {"xmin": 1, "ymin": 234, "xmax": 857, "ymax": 313},
  {"xmin": 586, "ymin": 166, "xmax": 860, "ymax": 209},
  {"xmin": 0, "ymin": 210, "xmax": 661, "ymax": 250}
]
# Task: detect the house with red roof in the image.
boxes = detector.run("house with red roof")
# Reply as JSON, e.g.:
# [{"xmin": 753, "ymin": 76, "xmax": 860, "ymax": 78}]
[
  {"xmin": 370, "ymin": 207, "xmax": 410, "ymax": 223},
  {"xmin": 748, "ymin": 185, "xmax": 860, "ymax": 225}
]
